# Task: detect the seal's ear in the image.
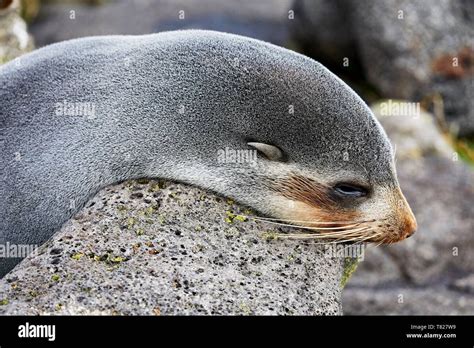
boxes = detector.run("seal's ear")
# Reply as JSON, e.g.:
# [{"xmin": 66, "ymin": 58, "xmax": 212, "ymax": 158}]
[{"xmin": 247, "ymin": 142, "xmax": 285, "ymax": 162}]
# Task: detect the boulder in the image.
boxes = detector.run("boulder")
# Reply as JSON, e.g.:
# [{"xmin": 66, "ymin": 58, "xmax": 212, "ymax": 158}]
[{"xmin": 0, "ymin": 180, "xmax": 345, "ymax": 315}]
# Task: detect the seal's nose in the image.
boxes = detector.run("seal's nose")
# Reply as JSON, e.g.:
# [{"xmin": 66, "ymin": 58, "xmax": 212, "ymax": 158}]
[
  {"xmin": 403, "ymin": 210, "xmax": 417, "ymax": 238},
  {"xmin": 394, "ymin": 187, "xmax": 417, "ymax": 240}
]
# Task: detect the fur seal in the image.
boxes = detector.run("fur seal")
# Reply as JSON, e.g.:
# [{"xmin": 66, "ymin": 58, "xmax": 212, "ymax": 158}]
[{"xmin": 0, "ymin": 30, "xmax": 416, "ymax": 277}]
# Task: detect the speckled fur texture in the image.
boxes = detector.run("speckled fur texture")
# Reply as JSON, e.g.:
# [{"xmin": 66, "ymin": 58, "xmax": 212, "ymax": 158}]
[{"xmin": 0, "ymin": 30, "xmax": 412, "ymax": 277}]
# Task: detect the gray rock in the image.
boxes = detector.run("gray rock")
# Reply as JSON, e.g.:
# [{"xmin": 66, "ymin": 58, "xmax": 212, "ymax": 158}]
[
  {"xmin": 0, "ymin": 180, "xmax": 344, "ymax": 315},
  {"xmin": 351, "ymin": 0, "xmax": 474, "ymax": 137},
  {"xmin": 450, "ymin": 274, "xmax": 474, "ymax": 295},
  {"xmin": 342, "ymin": 246, "xmax": 402, "ymax": 288},
  {"xmin": 343, "ymin": 101, "xmax": 474, "ymax": 315},
  {"xmin": 291, "ymin": 0, "xmax": 474, "ymax": 136},
  {"xmin": 30, "ymin": 0, "xmax": 292, "ymax": 47},
  {"xmin": 290, "ymin": 0, "xmax": 354, "ymax": 62},
  {"xmin": 343, "ymin": 286, "xmax": 474, "ymax": 315},
  {"xmin": 0, "ymin": 0, "xmax": 35, "ymax": 64}
]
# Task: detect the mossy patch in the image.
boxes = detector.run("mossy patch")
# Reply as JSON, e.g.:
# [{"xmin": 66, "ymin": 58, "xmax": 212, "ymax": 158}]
[
  {"xmin": 143, "ymin": 206, "xmax": 157, "ymax": 216},
  {"xmin": 126, "ymin": 217, "xmax": 136, "ymax": 229},
  {"xmin": 71, "ymin": 252, "xmax": 84, "ymax": 261},
  {"xmin": 110, "ymin": 256, "xmax": 125, "ymax": 263},
  {"xmin": 136, "ymin": 178, "xmax": 151, "ymax": 185},
  {"xmin": 224, "ymin": 210, "xmax": 248, "ymax": 223},
  {"xmin": 238, "ymin": 302, "xmax": 252, "ymax": 315},
  {"xmin": 341, "ymin": 257, "xmax": 360, "ymax": 288},
  {"xmin": 260, "ymin": 231, "xmax": 279, "ymax": 241},
  {"xmin": 158, "ymin": 214, "xmax": 166, "ymax": 224},
  {"xmin": 90, "ymin": 252, "xmax": 127, "ymax": 265},
  {"xmin": 451, "ymin": 137, "xmax": 474, "ymax": 165}
]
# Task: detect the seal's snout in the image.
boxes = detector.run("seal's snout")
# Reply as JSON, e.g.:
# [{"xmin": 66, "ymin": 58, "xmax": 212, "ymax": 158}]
[{"xmin": 394, "ymin": 188, "xmax": 417, "ymax": 241}]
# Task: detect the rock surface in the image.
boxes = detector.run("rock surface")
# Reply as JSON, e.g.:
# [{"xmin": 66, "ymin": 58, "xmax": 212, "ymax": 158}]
[
  {"xmin": 343, "ymin": 101, "xmax": 474, "ymax": 315},
  {"xmin": 292, "ymin": 0, "xmax": 474, "ymax": 136},
  {"xmin": 0, "ymin": 180, "xmax": 345, "ymax": 315}
]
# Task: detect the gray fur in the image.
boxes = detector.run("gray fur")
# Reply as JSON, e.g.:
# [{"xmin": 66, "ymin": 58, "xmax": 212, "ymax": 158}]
[{"xmin": 0, "ymin": 30, "xmax": 394, "ymax": 277}]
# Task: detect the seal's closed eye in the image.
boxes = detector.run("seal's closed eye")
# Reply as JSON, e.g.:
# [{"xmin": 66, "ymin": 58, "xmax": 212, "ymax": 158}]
[
  {"xmin": 247, "ymin": 142, "xmax": 285, "ymax": 162},
  {"xmin": 332, "ymin": 183, "xmax": 369, "ymax": 198}
]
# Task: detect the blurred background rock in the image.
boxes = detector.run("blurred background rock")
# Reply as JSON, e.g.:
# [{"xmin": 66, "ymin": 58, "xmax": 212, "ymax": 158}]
[
  {"xmin": 0, "ymin": 0, "xmax": 35, "ymax": 63},
  {"xmin": 29, "ymin": 0, "xmax": 292, "ymax": 48},
  {"xmin": 292, "ymin": 0, "xmax": 474, "ymax": 138},
  {"xmin": 1, "ymin": 0, "xmax": 473, "ymax": 315}
]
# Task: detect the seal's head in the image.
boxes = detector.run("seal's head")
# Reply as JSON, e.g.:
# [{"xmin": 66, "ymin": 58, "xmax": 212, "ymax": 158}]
[
  {"xmin": 243, "ymin": 106, "xmax": 417, "ymax": 244},
  {"xmin": 214, "ymin": 56, "xmax": 414, "ymax": 243},
  {"xmin": 237, "ymin": 63, "xmax": 418, "ymax": 244},
  {"xmin": 162, "ymin": 31, "xmax": 416, "ymax": 244}
]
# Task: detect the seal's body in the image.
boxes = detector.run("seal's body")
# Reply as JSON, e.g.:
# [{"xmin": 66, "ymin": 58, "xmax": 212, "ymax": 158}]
[{"xmin": 0, "ymin": 30, "xmax": 416, "ymax": 276}]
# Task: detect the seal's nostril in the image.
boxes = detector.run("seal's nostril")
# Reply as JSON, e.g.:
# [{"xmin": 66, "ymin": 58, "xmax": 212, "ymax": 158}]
[
  {"xmin": 401, "ymin": 209, "xmax": 417, "ymax": 239},
  {"xmin": 405, "ymin": 225, "xmax": 417, "ymax": 238}
]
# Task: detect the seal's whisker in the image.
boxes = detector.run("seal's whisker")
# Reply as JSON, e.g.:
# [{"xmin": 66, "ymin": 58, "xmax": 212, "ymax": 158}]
[
  {"xmin": 287, "ymin": 235, "xmax": 370, "ymax": 244},
  {"xmin": 342, "ymin": 231, "xmax": 382, "ymax": 244},
  {"xmin": 330, "ymin": 230, "xmax": 382, "ymax": 244},
  {"xmin": 274, "ymin": 227, "xmax": 376, "ymax": 241},
  {"xmin": 364, "ymin": 233, "xmax": 386, "ymax": 248},
  {"xmin": 297, "ymin": 225, "xmax": 374, "ymax": 234},
  {"xmin": 329, "ymin": 230, "xmax": 377, "ymax": 243},
  {"xmin": 274, "ymin": 232, "xmax": 359, "ymax": 240},
  {"xmin": 276, "ymin": 227, "xmax": 373, "ymax": 239},
  {"xmin": 327, "ymin": 229, "xmax": 383, "ymax": 243},
  {"xmin": 373, "ymin": 239, "xmax": 386, "ymax": 248},
  {"xmin": 249, "ymin": 217, "xmax": 376, "ymax": 231},
  {"xmin": 247, "ymin": 215, "xmax": 376, "ymax": 225},
  {"xmin": 352, "ymin": 233, "xmax": 381, "ymax": 246},
  {"xmin": 332, "ymin": 226, "xmax": 384, "ymax": 244},
  {"xmin": 329, "ymin": 226, "xmax": 376, "ymax": 237},
  {"xmin": 251, "ymin": 218, "xmax": 365, "ymax": 230}
]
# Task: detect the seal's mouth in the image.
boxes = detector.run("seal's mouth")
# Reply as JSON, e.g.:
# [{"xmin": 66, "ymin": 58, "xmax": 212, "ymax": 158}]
[{"xmin": 254, "ymin": 174, "xmax": 417, "ymax": 245}]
